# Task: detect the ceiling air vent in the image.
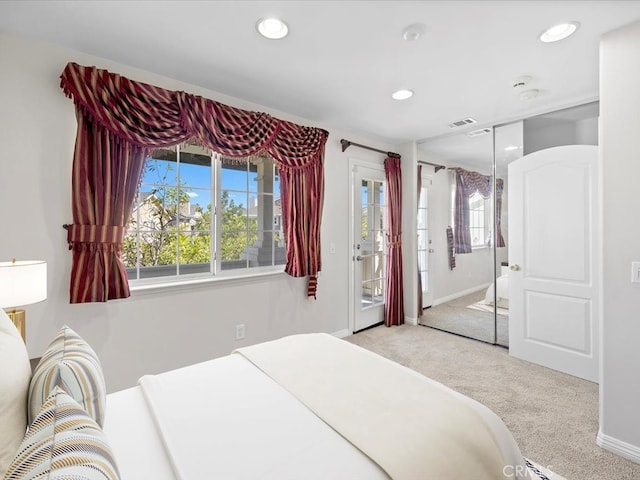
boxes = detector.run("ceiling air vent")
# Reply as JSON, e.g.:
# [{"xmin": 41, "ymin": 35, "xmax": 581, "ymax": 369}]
[
  {"xmin": 448, "ymin": 117, "xmax": 477, "ymax": 128},
  {"xmin": 467, "ymin": 128, "xmax": 493, "ymax": 137}
]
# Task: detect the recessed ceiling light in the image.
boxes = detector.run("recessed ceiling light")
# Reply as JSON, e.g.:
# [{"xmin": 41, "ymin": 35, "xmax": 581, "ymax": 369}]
[
  {"xmin": 392, "ymin": 89, "xmax": 414, "ymax": 100},
  {"xmin": 256, "ymin": 17, "xmax": 289, "ymax": 40},
  {"xmin": 540, "ymin": 22, "xmax": 579, "ymax": 43},
  {"xmin": 504, "ymin": 145, "xmax": 519, "ymax": 151}
]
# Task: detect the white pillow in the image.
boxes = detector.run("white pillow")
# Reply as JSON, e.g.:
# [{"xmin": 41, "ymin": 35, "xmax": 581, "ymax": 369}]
[{"xmin": 0, "ymin": 309, "xmax": 32, "ymax": 478}]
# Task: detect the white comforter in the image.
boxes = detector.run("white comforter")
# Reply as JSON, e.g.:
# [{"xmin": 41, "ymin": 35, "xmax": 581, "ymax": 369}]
[{"xmin": 105, "ymin": 334, "xmax": 532, "ymax": 479}]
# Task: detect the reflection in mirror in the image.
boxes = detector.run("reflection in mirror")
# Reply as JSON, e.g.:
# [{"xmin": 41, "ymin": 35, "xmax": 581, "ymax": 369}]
[
  {"xmin": 415, "ymin": 101, "xmax": 599, "ymax": 347},
  {"xmin": 416, "ymin": 129, "xmax": 499, "ymax": 344},
  {"xmin": 493, "ymin": 121, "xmax": 523, "ymax": 346}
]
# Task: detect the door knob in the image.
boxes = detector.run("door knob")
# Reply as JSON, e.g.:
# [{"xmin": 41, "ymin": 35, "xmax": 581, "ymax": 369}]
[
  {"xmin": 510, "ymin": 264, "xmax": 521, "ymax": 271},
  {"xmin": 356, "ymin": 256, "xmax": 364, "ymax": 261}
]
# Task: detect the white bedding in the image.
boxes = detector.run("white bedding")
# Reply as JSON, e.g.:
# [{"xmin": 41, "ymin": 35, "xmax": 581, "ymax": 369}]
[
  {"xmin": 485, "ymin": 273, "xmax": 510, "ymax": 309},
  {"xmin": 104, "ymin": 334, "xmax": 532, "ymax": 480},
  {"xmin": 236, "ymin": 333, "xmax": 527, "ymax": 480},
  {"xmin": 105, "ymin": 354, "xmax": 387, "ymax": 480}
]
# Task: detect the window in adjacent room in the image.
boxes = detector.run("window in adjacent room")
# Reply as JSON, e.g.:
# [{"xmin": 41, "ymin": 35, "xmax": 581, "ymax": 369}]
[
  {"xmin": 468, "ymin": 191, "xmax": 488, "ymax": 248},
  {"xmin": 123, "ymin": 140, "xmax": 285, "ymax": 283}
]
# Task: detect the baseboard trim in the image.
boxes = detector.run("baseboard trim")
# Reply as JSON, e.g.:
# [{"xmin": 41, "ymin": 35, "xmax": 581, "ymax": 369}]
[
  {"xmin": 432, "ymin": 283, "xmax": 491, "ymax": 307},
  {"xmin": 404, "ymin": 316, "xmax": 418, "ymax": 326},
  {"xmin": 331, "ymin": 329, "xmax": 350, "ymax": 339},
  {"xmin": 597, "ymin": 430, "xmax": 640, "ymax": 464}
]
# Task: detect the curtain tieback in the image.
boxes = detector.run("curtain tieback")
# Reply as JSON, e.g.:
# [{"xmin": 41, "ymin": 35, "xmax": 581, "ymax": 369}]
[
  {"xmin": 387, "ymin": 234, "xmax": 402, "ymax": 247},
  {"xmin": 67, "ymin": 224, "xmax": 126, "ymax": 249}
]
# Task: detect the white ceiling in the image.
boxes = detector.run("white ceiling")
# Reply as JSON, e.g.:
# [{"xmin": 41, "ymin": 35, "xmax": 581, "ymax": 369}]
[{"xmin": 1, "ymin": 1, "xmax": 639, "ymax": 144}]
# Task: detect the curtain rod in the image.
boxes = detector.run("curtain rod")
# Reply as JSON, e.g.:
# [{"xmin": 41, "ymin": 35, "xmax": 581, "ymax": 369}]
[
  {"xmin": 340, "ymin": 139, "xmax": 401, "ymax": 159},
  {"xmin": 418, "ymin": 160, "xmax": 447, "ymax": 173},
  {"xmin": 340, "ymin": 138, "xmax": 446, "ymax": 172}
]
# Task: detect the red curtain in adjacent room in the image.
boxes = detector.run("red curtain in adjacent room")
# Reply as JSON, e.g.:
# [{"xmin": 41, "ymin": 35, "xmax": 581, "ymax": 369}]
[
  {"xmin": 384, "ymin": 157, "xmax": 404, "ymax": 327},
  {"xmin": 60, "ymin": 62, "xmax": 327, "ymax": 303}
]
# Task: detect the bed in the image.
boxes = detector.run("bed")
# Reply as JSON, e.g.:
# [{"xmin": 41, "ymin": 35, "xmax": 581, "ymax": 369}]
[
  {"xmin": 1, "ymin": 309, "xmax": 559, "ymax": 480},
  {"xmin": 485, "ymin": 265, "xmax": 510, "ymax": 309},
  {"xmin": 103, "ymin": 334, "xmax": 538, "ymax": 480}
]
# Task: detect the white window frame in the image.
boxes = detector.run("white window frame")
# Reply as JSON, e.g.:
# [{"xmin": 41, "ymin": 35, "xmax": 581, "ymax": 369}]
[
  {"xmin": 126, "ymin": 148, "xmax": 285, "ymax": 290},
  {"xmin": 468, "ymin": 191, "xmax": 490, "ymax": 249}
]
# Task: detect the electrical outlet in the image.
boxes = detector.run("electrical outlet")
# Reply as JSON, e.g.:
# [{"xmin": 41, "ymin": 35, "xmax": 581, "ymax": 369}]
[{"xmin": 235, "ymin": 324, "xmax": 245, "ymax": 340}]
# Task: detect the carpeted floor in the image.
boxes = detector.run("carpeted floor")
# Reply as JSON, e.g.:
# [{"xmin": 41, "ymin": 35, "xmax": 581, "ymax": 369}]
[
  {"xmin": 346, "ymin": 324, "xmax": 640, "ymax": 480},
  {"xmin": 419, "ymin": 290, "xmax": 509, "ymax": 346}
]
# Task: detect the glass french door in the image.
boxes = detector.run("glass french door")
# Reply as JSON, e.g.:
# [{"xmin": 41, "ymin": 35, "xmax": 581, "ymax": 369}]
[
  {"xmin": 352, "ymin": 163, "xmax": 387, "ymax": 332},
  {"xmin": 417, "ymin": 173, "xmax": 433, "ymax": 308}
]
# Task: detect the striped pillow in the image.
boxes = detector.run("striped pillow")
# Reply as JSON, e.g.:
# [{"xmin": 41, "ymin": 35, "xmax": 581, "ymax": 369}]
[
  {"xmin": 29, "ymin": 325, "xmax": 106, "ymax": 427},
  {"xmin": 4, "ymin": 387, "xmax": 120, "ymax": 480}
]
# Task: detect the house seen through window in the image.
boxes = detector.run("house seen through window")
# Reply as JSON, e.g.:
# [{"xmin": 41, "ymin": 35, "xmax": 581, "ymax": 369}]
[{"xmin": 123, "ymin": 140, "xmax": 285, "ymax": 281}]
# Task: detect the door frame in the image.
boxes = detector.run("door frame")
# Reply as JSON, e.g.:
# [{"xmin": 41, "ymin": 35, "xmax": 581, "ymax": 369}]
[
  {"xmin": 348, "ymin": 157, "xmax": 386, "ymax": 334},
  {"xmin": 418, "ymin": 170, "xmax": 434, "ymax": 309}
]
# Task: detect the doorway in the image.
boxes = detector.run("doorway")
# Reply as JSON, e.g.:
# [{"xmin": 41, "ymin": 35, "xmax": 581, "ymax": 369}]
[
  {"xmin": 349, "ymin": 160, "xmax": 387, "ymax": 332},
  {"xmin": 417, "ymin": 171, "xmax": 434, "ymax": 308}
]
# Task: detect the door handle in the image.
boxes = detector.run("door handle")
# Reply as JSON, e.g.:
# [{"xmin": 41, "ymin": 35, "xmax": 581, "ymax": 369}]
[
  {"xmin": 356, "ymin": 256, "xmax": 364, "ymax": 261},
  {"xmin": 510, "ymin": 264, "xmax": 521, "ymax": 271},
  {"xmin": 428, "ymin": 248, "xmax": 435, "ymax": 253}
]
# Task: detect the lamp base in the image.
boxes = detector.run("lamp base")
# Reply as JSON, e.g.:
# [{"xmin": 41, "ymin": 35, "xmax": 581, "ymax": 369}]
[{"xmin": 6, "ymin": 309, "xmax": 26, "ymax": 343}]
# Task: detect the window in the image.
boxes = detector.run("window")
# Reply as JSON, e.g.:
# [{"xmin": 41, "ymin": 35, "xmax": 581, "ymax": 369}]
[
  {"xmin": 123, "ymin": 140, "xmax": 285, "ymax": 283},
  {"xmin": 468, "ymin": 191, "xmax": 486, "ymax": 248}
]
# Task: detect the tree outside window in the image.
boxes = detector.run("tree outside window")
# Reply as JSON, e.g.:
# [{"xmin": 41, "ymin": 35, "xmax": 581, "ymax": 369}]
[{"xmin": 123, "ymin": 141, "xmax": 285, "ymax": 281}]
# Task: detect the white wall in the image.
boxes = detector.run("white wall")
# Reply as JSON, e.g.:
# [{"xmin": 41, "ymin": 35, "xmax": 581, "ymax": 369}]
[
  {"xmin": 0, "ymin": 32, "xmax": 399, "ymax": 392},
  {"xmin": 400, "ymin": 141, "xmax": 419, "ymax": 323},
  {"xmin": 524, "ymin": 116, "xmax": 598, "ymax": 155},
  {"xmin": 599, "ymin": 19, "xmax": 640, "ymax": 462}
]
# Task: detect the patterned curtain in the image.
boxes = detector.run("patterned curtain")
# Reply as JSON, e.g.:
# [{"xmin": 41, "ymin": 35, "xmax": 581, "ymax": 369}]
[
  {"xmin": 416, "ymin": 165, "xmax": 423, "ymax": 317},
  {"xmin": 453, "ymin": 172, "xmax": 472, "ymax": 253},
  {"xmin": 60, "ymin": 62, "xmax": 327, "ymax": 302},
  {"xmin": 452, "ymin": 167, "xmax": 505, "ymax": 254},
  {"xmin": 66, "ymin": 115, "xmax": 147, "ymax": 303},
  {"xmin": 384, "ymin": 157, "xmax": 404, "ymax": 327},
  {"xmin": 495, "ymin": 178, "xmax": 505, "ymax": 247}
]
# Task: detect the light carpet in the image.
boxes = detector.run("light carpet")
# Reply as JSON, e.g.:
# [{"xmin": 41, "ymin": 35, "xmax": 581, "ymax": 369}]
[{"xmin": 346, "ymin": 324, "xmax": 640, "ymax": 480}]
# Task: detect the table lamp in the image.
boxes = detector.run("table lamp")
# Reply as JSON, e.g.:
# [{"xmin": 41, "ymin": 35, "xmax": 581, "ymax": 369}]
[{"xmin": 0, "ymin": 259, "xmax": 47, "ymax": 342}]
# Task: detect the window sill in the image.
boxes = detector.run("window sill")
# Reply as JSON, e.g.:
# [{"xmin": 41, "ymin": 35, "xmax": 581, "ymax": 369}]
[{"xmin": 129, "ymin": 269, "xmax": 286, "ymax": 296}]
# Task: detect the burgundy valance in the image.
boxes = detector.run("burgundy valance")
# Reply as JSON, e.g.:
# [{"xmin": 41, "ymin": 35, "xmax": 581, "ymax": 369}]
[
  {"xmin": 60, "ymin": 62, "xmax": 327, "ymax": 165},
  {"xmin": 60, "ymin": 62, "xmax": 327, "ymax": 302}
]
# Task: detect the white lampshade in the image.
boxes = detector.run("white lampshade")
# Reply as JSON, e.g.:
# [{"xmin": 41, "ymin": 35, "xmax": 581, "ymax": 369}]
[{"xmin": 0, "ymin": 260, "xmax": 47, "ymax": 308}]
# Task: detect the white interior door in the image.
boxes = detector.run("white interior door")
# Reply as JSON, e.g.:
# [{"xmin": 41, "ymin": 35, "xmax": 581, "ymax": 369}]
[
  {"xmin": 351, "ymin": 162, "xmax": 387, "ymax": 332},
  {"xmin": 417, "ymin": 174, "xmax": 434, "ymax": 308},
  {"xmin": 508, "ymin": 145, "xmax": 599, "ymax": 382}
]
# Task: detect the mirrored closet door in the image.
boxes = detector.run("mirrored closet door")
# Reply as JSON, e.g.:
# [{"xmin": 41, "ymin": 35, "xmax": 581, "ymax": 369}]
[
  {"xmin": 416, "ymin": 129, "xmax": 501, "ymax": 345},
  {"xmin": 416, "ymin": 101, "xmax": 598, "ymax": 347}
]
